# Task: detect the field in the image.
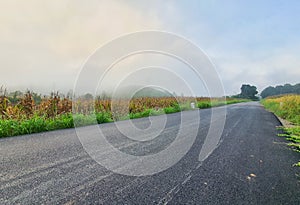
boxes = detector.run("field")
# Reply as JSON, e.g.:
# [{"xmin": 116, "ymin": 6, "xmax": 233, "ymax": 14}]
[
  {"xmin": 261, "ymin": 95, "xmax": 300, "ymax": 166},
  {"xmin": 0, "ymin": 89, "xmax": 249, "ymax": 138}
]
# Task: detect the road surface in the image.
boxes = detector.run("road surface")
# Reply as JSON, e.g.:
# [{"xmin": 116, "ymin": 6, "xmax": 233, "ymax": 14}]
[{"xmin": 1, "ymin": 102, "xmax": 300, "ymax": 204}]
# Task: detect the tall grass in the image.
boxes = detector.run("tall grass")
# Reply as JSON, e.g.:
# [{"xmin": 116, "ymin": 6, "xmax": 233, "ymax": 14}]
[
  {"xmin": 0, "ymin": 114, "xmax": 73, "ymax": 137},
  {"xmin": 261, "ymin": 95, "xmax": 300, "ymax": 125},
  {"xmin": 0, "ymin": 89, "xmax": 249, "ymax": 138},
  {"xmin": 261, "ymin": 95, "xmax": 300, "ymax": 166},
  {"xmin": 197, "ymin": 99, "xmax": 250, "ymax": 109}
]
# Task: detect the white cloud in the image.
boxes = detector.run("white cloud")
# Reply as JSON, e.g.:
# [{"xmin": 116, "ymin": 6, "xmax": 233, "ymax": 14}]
[
  {"xmin": 0, "ymin": 0, "xmax": 164, "ymax": 93},
  {"xmin": 213, "ymin": 45, "xmax": 300, "ymax": 94},
  {"xmin": 1, "ymin": 1, "xmax": 299, "ymax": 96}
]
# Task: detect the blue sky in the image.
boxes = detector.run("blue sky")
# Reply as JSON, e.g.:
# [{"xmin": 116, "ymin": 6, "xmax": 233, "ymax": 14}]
[
  {"xmin": 0, "ymin": 0, "xmax": 299, "ymax": 95},
  {"xmin": 166, "ymin": 0, "xmax": 300, "ymax": 94}
]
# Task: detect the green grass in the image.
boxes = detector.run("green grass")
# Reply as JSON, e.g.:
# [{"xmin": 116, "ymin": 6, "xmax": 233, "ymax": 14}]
[
  {"xmin": 197, "ymin": 101, "xmax": 212, "ymax": 109},
  {"xmin": 0, "ymin": 112, "xmax": 114, "ymax": 138},
  {"xmin": 0, "ymin": 98, "xmax": 249, "ymax": 138},
  {"xmin": 261, "ymin": 95, "xmax": 300, "ymax": 125},
  {"xmin": 164, "ymin": 104, "xmax": 181, "ymax": 114},
  {"xmin": 262, "ymin": 95, "xmax": 300, "ymax": 166},
  {"xmin": 283, "ymin": 127, "xmax": 300, "ymax": 166},
  {"xmin": 130, "ymin": 109, "xmax": 153, "ymax": 119},
  {"xmin": 0, "ymin": 114, "xmax": 74, "ymax": 137},
  {"xmin": 96, "ymin": 112, "xmax": 113, "ymax": 123},
  {"xmin": 226, "ymin": 99, "xmax": 250, "ymax": 104},
  {"xmin": 197, "ymin": 99, "xmax": 250, "ymax": 109}
]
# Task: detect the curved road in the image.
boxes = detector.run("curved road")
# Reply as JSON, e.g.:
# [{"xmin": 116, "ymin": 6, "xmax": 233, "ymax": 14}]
[{"xmin": 1, "ymin": 102, "xmax": 300, "ymax": 204}]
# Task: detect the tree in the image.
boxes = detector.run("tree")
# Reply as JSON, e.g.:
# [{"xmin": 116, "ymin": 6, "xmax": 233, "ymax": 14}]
[
  {"xmin": 239, "ymin": 84, "xmax": 258, "ymax": 100},
  {"xmin": 295, "ymin": 83, "xmax": 300, "ymax": 93},
  {"xmin": 83, "ymin": 93, "xmax": 93, "ymax": 100},
  {"xmin": 260, "ymin": 83, "xmax": 300, "ymax": 98},
  {"xmin": 261, "ymin": 86, "xmax": 276, "ymax": 98},
  {"xmin": 282, "ymin": 83, "xmax": 293, "ymax": 94}
]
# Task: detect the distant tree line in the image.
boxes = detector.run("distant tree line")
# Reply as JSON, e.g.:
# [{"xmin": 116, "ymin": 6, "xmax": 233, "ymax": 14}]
[{"xmin": 261, "ymin": 83, "xmax": 300, "ymax": 98}]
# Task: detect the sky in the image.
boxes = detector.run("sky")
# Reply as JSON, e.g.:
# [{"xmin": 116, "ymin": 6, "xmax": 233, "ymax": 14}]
[{"xmin": 1, "ymin": 0, "xmax": 300, "ymax": 96}]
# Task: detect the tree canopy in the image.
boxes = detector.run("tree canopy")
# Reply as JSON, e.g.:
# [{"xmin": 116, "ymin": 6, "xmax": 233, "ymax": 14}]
[
  {"xmin": 233, "ymin": 84, "xmax": 258, "ymax": 100},
  {"xmin": 261, "ymin": 83, "xmax": 300, "ymax": 98}
]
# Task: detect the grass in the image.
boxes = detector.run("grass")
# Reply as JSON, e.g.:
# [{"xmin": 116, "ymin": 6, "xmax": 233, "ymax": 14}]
[
  {"xmin": 0, "ymin": 112, "xmax": 115, "ymax": 137},
  {"xmin": 197, "ymin": 99, "xmax": 250, "ymax": 109},
  {"xmin": 0, "ymin": 90, "xmax": 249, "ymax": 138},
  {"xmin": 261, "ymin": 95, "xmax": 300, "ymax": 166},
  {"xmin": 261, "ymin": 95, "xmax": 300, "ymax": 124},
  {"xmin": 0, "ymin": 114, "xmax": 73, "ymax": 137}
]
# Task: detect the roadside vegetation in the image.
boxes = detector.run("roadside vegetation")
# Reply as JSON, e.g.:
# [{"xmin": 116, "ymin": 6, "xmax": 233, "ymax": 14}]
[
  {"xmin": 0, "ymin": 87, "xmax": 249, "ymax": 138},
  {"xmin": 261, "ymin": 95, "xmax": 300, "ymax": 166}
]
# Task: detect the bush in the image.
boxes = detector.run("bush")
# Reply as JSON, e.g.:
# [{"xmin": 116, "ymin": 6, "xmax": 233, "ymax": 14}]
[{"xmin": 197, "ymin": 101, "xmax": 211, "ymax": 109}]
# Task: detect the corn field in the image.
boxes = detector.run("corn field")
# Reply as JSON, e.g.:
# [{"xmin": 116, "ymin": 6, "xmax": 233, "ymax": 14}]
[
  {"xmin": 0, "ymin": 88, "xmax": 247, "ymax": 137},
  {"xmin": 0, "ymin": 89, "xmax": 231, "ymax": 120}
]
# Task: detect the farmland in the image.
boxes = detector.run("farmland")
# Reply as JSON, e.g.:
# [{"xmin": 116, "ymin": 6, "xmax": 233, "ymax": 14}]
[
  {"xmin": 0, "ymin": 88, "xmax": 249, "ymax": 138},
  {"xmin": 261, "ymin": 95, "xmax": 300, "ymax": 166}
]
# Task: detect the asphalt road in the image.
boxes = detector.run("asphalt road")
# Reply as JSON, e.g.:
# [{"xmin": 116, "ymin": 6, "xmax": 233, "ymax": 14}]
[{"xmin": 1, "ymin": 102, "xmax": 300, "ymax": 204}]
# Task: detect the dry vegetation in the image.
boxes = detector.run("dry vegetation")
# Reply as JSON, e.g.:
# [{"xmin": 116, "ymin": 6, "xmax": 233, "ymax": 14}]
[
  {"xmin": 261, "ymin": 95, "xmax": 300, "ymax": 166},
  {"xmin": 0, "ymin": 87, "xmax": 248, "ymax": 137}
]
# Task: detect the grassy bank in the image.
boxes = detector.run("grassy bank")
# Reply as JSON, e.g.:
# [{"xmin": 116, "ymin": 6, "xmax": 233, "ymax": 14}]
[
  {"xmin": 261, "ymin": 95, "xmax": 300, "ymax": 166},
  {"xmin": 197, "ymin": 99, "xmax": 250, "ymax": 109},
  {"xmin": 0, "ymin": 94, "xmax": 249, "ymax": 138}
]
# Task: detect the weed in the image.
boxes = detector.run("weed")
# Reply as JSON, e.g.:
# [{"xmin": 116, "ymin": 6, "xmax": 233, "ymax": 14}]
[
  {"xmin": 262, "ymin": 95, "xmax": 300, "ymax": 166},
  {"xmin": 0, "ymin": 89, "xmax": 249, "ymax": 137}
]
